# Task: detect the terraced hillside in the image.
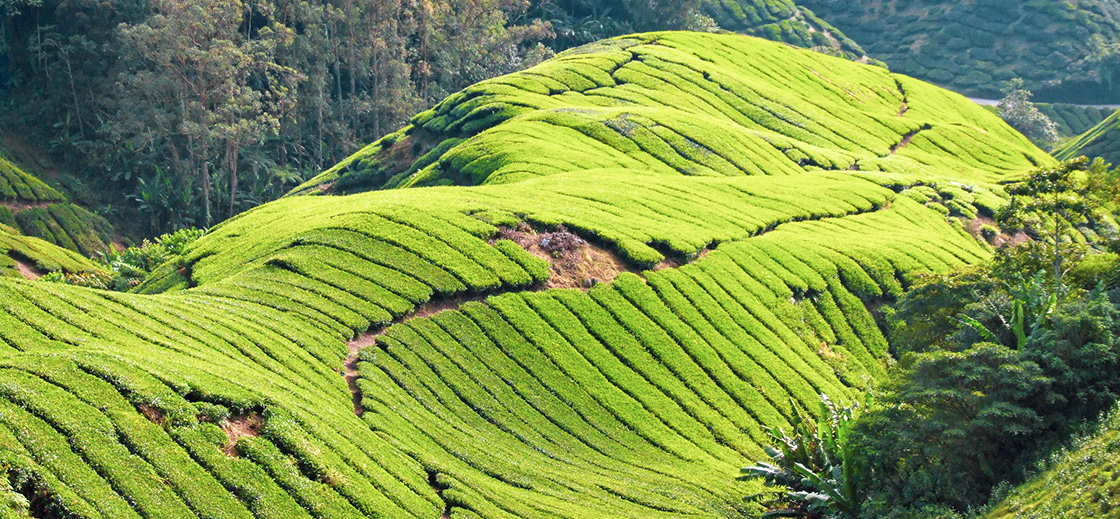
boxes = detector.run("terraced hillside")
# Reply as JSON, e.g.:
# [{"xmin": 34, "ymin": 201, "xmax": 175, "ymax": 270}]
[
  {"xmin": 0, "ymin": 32, "xmax": 1051, "ymax": 518},
  {"xmin": 1036, "ymin": 103, "xmax": 1116, "ymax": 139},
  {"xmin": 0, "ymin": 157, "xmax": 105, "ymax": 279},
  {"xmin": 796, "ymin": 0, "xmax": 1120, "ymax": 100},
  {"xmin": 700, "ymin": 0, "xmax": 864, "ymax": 57},
  {"xmin": 0, "ymin": 155, "xmax": 114, "ymax": 257},
  {"xmin": 1056, "ymin": 109, "xmax": 1120, "ymax": 166}
]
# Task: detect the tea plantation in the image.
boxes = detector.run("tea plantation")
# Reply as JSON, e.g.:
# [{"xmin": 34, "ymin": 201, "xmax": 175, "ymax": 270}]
[
  {"xmin": 795, "ymin": 0, "xmax": 1120, "ymax": 100},
  {"xmin": 987, "ymin": 407, "xmax": 1120, "ymax": 519},
  {"xmin": 0, "ymin": 32, "xmax": 1052, "ymax": 518},
  {"xmin": 0, "ymin": 156, "xmax": 114, "ymax": 258},
  {"xmin": 699, "ymin": 0, "xmax": 864, "ymax": 58},
  {"xmin": 1056, "ymin": 108, "xmax": 1120, "ymax": 167}
]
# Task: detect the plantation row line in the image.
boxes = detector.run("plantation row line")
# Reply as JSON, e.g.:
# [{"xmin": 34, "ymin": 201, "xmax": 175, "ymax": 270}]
[
  {"xmin": 0, "ymin": 157, "xmax": 64, "ymax": 203},
  {"xmin": 0, "ymin": 226, "xmax": 97, "ymax": 277},
  {"xmin": 351, "ymin": 197, "xmax": 986, "ymax": 518}
]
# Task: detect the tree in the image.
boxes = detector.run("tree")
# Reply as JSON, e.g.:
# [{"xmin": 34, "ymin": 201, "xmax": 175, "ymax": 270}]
[
  {"xmin": 740, "ymin": 394, "xmax": 862, "ymax": 519},
  {"xmin": 997, "ymin": 78, "xmax": 1058, "ymax": 148},
  {"xmin": 998, "ymin": 157, "xmax": 1103, "ymax": 295},
  {"xmin": 115, "ymin": 0, "xmax": 300, "ymax": 226}
]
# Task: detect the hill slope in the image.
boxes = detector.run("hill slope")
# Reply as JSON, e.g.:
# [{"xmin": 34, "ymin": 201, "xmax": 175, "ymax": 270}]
[
  {"xmin": 0, "ymin": 154, "xmax": 114, "ymax": 257},
  {"xmin": 0, "ymin": 32, "xmax": 1050, "ymax": 518},
  {"xmin": 0, "ymin": 156, "xmax": 105, "ymax": 279},
  {"xmin": 987, "ymin": 407, "xmax": 1120, "ymax": 518},
  {"xmin": 700, "ymin": 0, "xmax": 864, "ymax": 57},
  {"xmin": 796, "ymin": 0, "xmax": 1120, "ymax": 101},
  {"xmin": 1055, "ymin": 109, "xmax": 1120, "ymax": 166},
  {"xmin": 1037, "ymin": 103, "xmax": 1116, "ymax": 138}
]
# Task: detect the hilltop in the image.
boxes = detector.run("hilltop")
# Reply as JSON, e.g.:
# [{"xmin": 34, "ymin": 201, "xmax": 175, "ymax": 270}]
[
  {"xmin": 0, "ymin": 32, "xmax": 1050, "ymax": 518},
  {"xmin": 797, "ymin": 0, "xmax": 1120, "ymax": 102}
]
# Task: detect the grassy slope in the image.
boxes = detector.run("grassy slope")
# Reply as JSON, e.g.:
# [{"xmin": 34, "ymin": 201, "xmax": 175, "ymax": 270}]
[
  {"xmin": 0, "ymin": 154, "xmax": 114, "ymax": 258},
  {"xmin": 795, "ymin": 0, "xmax": 1120, "ymax": 99},
  {"xmin": 988, "ymin": 408, "xmax": 1120, "ymax": 518},
  {"xmin": 0, "ymin": 32, "xmax": 1049, "ymax": 518},
  {"xmin": 1056, "ymin": 109, "xmax": 1120, "ymax": 166}
]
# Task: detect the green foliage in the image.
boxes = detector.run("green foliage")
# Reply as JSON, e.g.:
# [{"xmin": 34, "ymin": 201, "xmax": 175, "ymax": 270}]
[
  {"xmin": 300, "ymin": 31, "xmax": 1050, "ymax": 195},
  {"xmin": 99, "ymin": 228, "xmax": 204, "ymax": 291},
  {"xmin": 0, "ymin": 157, "xmax": 64, "ymax": 203},
  {"xmin": 987, "ymin": 403, "xmax": 1120, "ymax": 518},
  {"xmin": 0, "ymin": 32, "xmax": 1055, "ymax": 518},
  {"xmin": 740, "ymin": 394, "xmax": 861, "ymax": 518},
  {"xmin": 1055, "ymin": 111, "xmax": 1120, "ymax": 169},
  {"xmin": 860, "ymin": 220, "xmax": 1120, "ymax": 514},
  {"xmin": 1035, "ymin": 103, "xmax": 1115, "ymax": 138}
]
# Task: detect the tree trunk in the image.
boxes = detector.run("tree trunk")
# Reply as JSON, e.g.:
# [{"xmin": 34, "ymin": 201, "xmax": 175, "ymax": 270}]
[
  {"xmin": 200, "ymin": 137, "xmax": 212, "ymax": 227},
  {"xmin": 227, "ymin": 140, "xmax": 239, "ymax": 217}
]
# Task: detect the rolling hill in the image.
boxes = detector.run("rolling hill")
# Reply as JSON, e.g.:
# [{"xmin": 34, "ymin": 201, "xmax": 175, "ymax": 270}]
[
  {"xmin": 987, "ymin": 406, "xmax": 1120, "ymax": 518},
  {"xmin": 1037, "ymin": 103, "xmax": 1116, "ymax": 139},
  {"xmin": 796, "ymin": 0, "xmax": 1120, "ymax": 101},
  {"xmin": 0, "ymin": 156, "xmax": 108, "ymax": 279},
  {"xmin": 0, "ymin": 31, "xmax": 1051, "ymax": 518}
]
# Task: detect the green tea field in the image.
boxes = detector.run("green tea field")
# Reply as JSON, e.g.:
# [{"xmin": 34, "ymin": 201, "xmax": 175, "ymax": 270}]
[{"xmin": 0, "ymin": 32, "xmax": 1051, "ymax": 518}]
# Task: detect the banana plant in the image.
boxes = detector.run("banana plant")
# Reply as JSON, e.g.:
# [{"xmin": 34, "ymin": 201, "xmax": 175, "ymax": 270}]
[{"xmin": 739, "ymin": 394, "xmax": 861, "ymax": 518}]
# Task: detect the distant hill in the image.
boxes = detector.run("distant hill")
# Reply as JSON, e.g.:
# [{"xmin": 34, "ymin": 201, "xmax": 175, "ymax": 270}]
[
  {"xmin": 796, "ymin": 0, "xmax": 1120, "ymax": 102},
  {"xmin": 700, "ymin": 0, "xmax": 865, "ymax": 57},
  {"xmin": 0, "ymin": 32, "xmax": 1050, "ymax": 518},
  {"xmin": 1054, "ymin": 109, "xmax": 1120, "ymax": 165},
  {"xmin": 1037, "ymin": 103, "xmax": 1116, "ymax": 138}
]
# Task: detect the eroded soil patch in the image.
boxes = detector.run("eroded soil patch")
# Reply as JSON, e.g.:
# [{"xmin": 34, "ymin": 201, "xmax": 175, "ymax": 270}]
[
  {"xmin": 222, "ymin": 413, "xmax": 264, "ymax": 456},
  {"xmin": 496, "ymin": 223, "xmax": 637, "ymax": 289},
  {"xmin": 13, "ymin": 257, "xmax": 40, "ymax": 280}
]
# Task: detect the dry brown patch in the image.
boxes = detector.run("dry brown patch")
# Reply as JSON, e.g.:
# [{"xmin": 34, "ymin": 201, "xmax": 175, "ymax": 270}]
[
  {"xmin": 817, "ymin": 342, "xmax": 845, "ymax": 362},
  {"xmin": 964, "ymin": 216, "xmax": 1028, "ymax": 248},
  {"xmin": 0, "ymin": 201, "xmax": 51, "ymax": 212},
  {"xmin": 138, "ymin": 404, "xmax": 167, "ymax": 425},
  {"xmin": 495, "ymin": 224, "xmax": 637, "ymax": 289},
  {"xmin": 223, "ymin": 413, "xmax": 264, "ymax": 456},
  {"xmin": 13, "ymin": 258, "xmax": 40, "ymax": 280}
]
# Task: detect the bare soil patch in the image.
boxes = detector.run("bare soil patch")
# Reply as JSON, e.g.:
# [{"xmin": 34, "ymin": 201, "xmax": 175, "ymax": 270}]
[
  {"xmin": 0, "ymin": 201, "xmax": 51, "ymax": 212},
  {"xmin": 13, "ymin": 257, "xmax": 40, "ymax": 280},
  {"xmin": 964, "ymin": 216, "xmax": 1029, "ymax": 248},
  {"xmin": 223, "ymin": 413, "xmax": 264, "ymax": 456},
  {"xmin": 138, "ymin": 404, "xmax": 167, "ymax": 425},
  {"xmin": 496, "ymin": 223, "xmax": 637, "ymax": 289}
]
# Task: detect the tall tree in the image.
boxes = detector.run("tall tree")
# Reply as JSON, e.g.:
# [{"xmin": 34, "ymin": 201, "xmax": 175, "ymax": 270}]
[{"xmin": 115, "ymin": 0, "xmax": 299, "ymax": 225}]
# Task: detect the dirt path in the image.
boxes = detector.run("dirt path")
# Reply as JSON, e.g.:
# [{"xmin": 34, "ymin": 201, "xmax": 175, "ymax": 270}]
[
  {"xmin": 344, "ymin": 331, "xmax": 383, "ymax": 416},
  {"xmin": 0, "ymin": 200, "xmax": 51, "ymax": 212},
  {"xmin": 13, "ymin": 258, "xmax": 40, "ymax": 280}
]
